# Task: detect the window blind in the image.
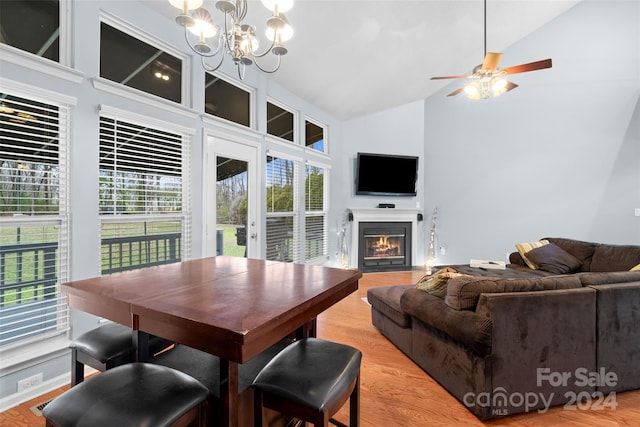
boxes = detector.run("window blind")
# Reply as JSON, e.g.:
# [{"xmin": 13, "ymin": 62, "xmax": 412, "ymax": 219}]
[
  {"xmin": 0, "ymin": 91, "xmax": 70, "ymax": 348},
  {"xmin": 266, "ymin": 155, "xmax": 298, "ymax": 262},
  {"xmin": 305, "ymin": 164, "xmax": 327, "ymax": 262},
  {"xmin": 98, "ymin": 114, "xmax": 190, "ymax": 275}
]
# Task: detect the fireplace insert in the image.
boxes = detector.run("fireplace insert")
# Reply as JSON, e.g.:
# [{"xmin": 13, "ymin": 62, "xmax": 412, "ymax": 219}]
[{"xmin": 358, "ymin": 222, "xmax": 412, "ymax": 272}]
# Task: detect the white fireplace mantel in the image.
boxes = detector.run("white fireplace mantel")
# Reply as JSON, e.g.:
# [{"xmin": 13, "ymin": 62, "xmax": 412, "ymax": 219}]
[{"xmin": 348, "ymin": 208, "xmax": 422, "ymax": 269}]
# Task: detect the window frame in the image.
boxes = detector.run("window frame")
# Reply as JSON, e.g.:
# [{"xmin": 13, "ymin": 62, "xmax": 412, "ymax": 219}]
[
  {"xmin": 304, "ymin": 160, "xmax": 329, "ymax": 264},
  {"xmin": 98, "ymin": 105, "xmax": 193, "ymax": 275},
  {"xmin": 304, "ymin": 116, "xmax": 328, "ymax": 154},
  {"xmin": 97, "ymin": 11, "xmax": 191, "ymax": 108},
  {"xmin": 0, "ymin": 77, "xmax": 74, "ymax": 368},
  {"xmin": 265, "ymin": 98, "xmax": 297, "ymax": 144},
  {"xmin": 265, "ymin": 151, "xmax": 300, "ymax": 263},
  {"xmin": 204, "ymin": 71, "xmax": 256, "ymax": 130},
  {"xmin": 0, "ymin": 0, "xmax": 81, "ymax": 84}
]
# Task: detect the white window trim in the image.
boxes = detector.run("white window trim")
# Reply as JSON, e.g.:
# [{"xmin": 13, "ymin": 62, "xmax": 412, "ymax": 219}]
[{"xmin": 99, "ymin": 104, "xmax": 195, "ymax": 136}]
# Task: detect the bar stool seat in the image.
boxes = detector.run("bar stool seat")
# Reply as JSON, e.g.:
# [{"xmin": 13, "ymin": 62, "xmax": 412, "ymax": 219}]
[
  {"xmin": 69, "ymin": 322, "xmax": 170, "ymax": 386},
  {"xmin": 252, "ymin": 338, "xmax": 362, "ymax": 427},
  {"xmin": 43, "ymin": 363, "xmax": 209, "ymax": 427}
]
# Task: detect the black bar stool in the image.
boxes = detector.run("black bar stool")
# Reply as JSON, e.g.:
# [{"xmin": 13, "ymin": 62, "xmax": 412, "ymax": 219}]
[
  {"xmin": 252, "ymin": 338, "xmax": 362, "ymax": 427},
  {"xmin": 43, "ymin": 363, "xmax": 209, "ymax": 427},
  {"xmin": 69, "ymin": 322, "xmax": 170, "ymax": 386}
]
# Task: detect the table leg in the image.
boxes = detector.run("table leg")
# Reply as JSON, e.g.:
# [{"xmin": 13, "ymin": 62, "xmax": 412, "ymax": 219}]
[
  {"xmin": 295, "ymin": 318, "xmax": 317, "ymax": 339},
  {"xmin": 132, "ymin": 314, "xmax": 150, "ymax": 362},
  {"xmin": 219, "ymin": 359, "xmax": 240, "ymax": 427}
]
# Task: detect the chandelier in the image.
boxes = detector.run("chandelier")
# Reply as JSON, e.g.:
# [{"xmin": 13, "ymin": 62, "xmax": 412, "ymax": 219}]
[{"xmin": 168, "ymin": 0, "xmax": 294, "ymax": 79}]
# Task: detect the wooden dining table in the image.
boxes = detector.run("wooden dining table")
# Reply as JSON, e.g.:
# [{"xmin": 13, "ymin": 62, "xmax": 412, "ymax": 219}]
[{"xmin": 62, "ymin": 256, "xmax": 361, "ymax": 426}]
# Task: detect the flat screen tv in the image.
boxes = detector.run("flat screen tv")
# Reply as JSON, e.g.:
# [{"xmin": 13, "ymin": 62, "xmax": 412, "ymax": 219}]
[{"xmin": 355, "ymin": 152, "xmax": 418, "ymax": 197}]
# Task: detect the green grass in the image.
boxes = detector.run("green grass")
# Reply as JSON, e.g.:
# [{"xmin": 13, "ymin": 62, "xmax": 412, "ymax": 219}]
[{"xmin": 218, "ymin": 225, "xmax": 247, "ymax": 257}]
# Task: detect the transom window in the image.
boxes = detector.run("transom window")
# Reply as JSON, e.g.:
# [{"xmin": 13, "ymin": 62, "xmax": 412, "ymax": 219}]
[
  {"xmin": 205, "ymin": 73, "xmax": 251, "ymax": 127},
  {"xmin": 0, "ymin": 0, "xmax": 60, "ymax": 62},
  {"xmin": 100, "ymin": 22, "xmax": 182, "ymax": 103},
  {"xmin": 305, "ymin": 119, "xmax": 326, "ymax": 153},
  {"xmin": 267, "ymin": 101, "xmax": 294, "ymax": 142}
]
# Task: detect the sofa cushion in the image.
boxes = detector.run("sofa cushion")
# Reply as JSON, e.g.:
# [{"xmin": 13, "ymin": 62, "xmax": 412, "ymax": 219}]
[
  {"xmin": 589, "ymin": 244, "xmax": 640, "ymax": 272},
  {"xmin": 416, "ymin": 267, "xmax": 464, "ymax": 298},
  {"xmin": 400, "ymin": 288, "xmax": 493, "ymax": 356},
  {"xmin": 367, "ymin": 285, "xmax": 414, "ymax": 328},
  {"xmin": 545, "ymin": 237, "xmax": 597, "ymax": 272},
  {"xmin": 577, "ymin": 270, "xmax": 640, "ymax": 286},
  {"xmin": 515, "ymin": 240, "xmax": 549, "ymax": 269},
  {"xmin": 445, "ymin": 275, "xmax": 583, "ymax": 310},
  {"xmin": 524, "ymin": 243, "xmax": 582, "ymax": 274}
]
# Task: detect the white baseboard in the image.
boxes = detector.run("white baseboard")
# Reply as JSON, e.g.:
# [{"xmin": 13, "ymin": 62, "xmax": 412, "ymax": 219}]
[
  {"xmin": 0, "ymin": 373, "xmax": 69, "ymax": 412},
  {"xmin": 0, "ymin": 366, "xmax": 97, "ymax": 412}
]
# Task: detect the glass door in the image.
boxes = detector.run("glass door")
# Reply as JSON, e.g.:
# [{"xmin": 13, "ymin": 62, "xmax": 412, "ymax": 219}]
[{"xmin": 205, "ymin": 138, "xmax": 259, "ymax": 258}]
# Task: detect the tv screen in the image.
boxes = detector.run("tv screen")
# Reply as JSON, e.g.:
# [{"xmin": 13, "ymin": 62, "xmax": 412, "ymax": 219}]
[{"xmin": 355, "ymin": 152, "xmax": 418, "ymax": 196}]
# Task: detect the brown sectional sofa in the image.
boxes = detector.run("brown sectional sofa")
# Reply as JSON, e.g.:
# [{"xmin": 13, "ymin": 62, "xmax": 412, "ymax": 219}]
[{"xmin": 367, "ymin": 238, "xmax": 640, "ymax": 419}]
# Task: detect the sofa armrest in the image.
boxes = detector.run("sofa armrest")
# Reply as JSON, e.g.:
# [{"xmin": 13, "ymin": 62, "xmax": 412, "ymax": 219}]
[
  {"xmin": 400, "ymin": 288, "xmax": 492, "ymax": 356},
  {"xmin": 477, "ymin": 287, "xmax": 597, "ymax": 406}
]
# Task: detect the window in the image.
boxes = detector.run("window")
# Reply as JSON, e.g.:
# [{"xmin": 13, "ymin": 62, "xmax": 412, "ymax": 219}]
[
  {"xmin": 267, "ymin": 101, "xmax": 294, "ymax": 142},
  {"xmin": 100, "ymin": 22, "xmax": 182, "ymax": 103},
  {"xmin": 266, "ymin": 155, "xmax": 298, "ymax": 262},
  {"xmin": 0, "ymin": 90, "xmax": 70, "ymax": 348},
  {"xmin": 305, "ymin": 119, "xmax": 326, "ymax": 153},
  {"xmin": 205, "ymin": 73, "xmax": 251, "ymax": 127},
  {"xmin": 304, "ymin": 163, "xmax": 327, "ymax": 262},
  {"xmin": 99, "ymin": 112, "xmax": 191, "ymax": 275},
  {"xmin": 0, "ymin": 0, "xmax": 59, "ymax": 62}
]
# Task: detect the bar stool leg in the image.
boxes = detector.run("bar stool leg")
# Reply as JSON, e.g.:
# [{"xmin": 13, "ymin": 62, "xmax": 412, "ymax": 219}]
[
  {"xmin": 350, "ymin": 374, "xmax": 360, "ymax": 427},
  {"xmin": 254, "ymin": 389, "xmax": 265, "ymax": 427},
  {"xmin": 71, "ymin": 349, "xmax": 84, "ymax": 386}
]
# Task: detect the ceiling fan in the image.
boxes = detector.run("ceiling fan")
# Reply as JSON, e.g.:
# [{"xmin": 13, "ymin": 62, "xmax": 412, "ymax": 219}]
[{"xmin": 431, "ymin": 0, "xmax": 552, "ymax": 100}]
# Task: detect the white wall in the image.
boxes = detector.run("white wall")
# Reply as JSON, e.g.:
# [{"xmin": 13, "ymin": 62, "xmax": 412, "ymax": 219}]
[
  {"xmin": 335, "ymin": 100, "xmax": 427, "ymax": 265},
  {"xmin": 422, "ymin": 0, "xmax": 640, "ymax": 264}
]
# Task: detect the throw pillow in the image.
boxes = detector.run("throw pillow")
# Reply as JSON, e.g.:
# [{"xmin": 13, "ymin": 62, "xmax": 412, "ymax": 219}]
[
  {"xmin": 416, "ymin": 266, "xmax": 460, "ymax": 298},
  {"xmin": 631, "ymin": 263, "xmax": 640, "ymax": 271},
  {"xmin": 515, "ymin": 239, "xmax": 550, "ymax": 269},
  {"xmin": 525, "ymin": 243, "xmax": 582, "ymax": 274}
]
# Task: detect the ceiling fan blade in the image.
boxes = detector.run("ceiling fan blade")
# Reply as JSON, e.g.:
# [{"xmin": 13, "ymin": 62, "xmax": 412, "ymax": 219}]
[
  {"xmin": 501, "ymin": 58, "xmax": 552, "ymax": 75},
  {"xmin": 447, "ymin": 87, "xmax": 465, "ymax": 97},
  {"xmin": 431, "ymin": 74, "xmax": 472, "ymax": 80},
  {"xmin": 482, "ymin": 52, "xmax": 503, "ymax": 71},
  {"xmin": 504, "ymin": 81, "xmax": 519, "ymax": 92}
]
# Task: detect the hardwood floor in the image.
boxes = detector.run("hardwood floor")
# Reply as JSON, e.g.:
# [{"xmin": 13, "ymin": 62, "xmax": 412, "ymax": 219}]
[{"xmin": 2, "ymin": 270, "xmax": 640, "ymax": 426}]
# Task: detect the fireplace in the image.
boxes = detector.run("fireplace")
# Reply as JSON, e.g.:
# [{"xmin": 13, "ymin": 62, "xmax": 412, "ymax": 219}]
[
  {"xmin": 358, "ymin": 222, "xmax": 412, "ymax": 272},
  {"xmin": 348, "ymin": 208, "xmax": 422, "ymax": 271}
]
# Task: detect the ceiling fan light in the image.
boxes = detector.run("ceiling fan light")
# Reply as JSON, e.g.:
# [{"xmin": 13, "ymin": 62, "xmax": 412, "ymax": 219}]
[
  {"xmin": 464, "ymin": 82, "xmax": 480, "ymax": 100},
  {"xmin": 491, "ymin": 77, "xmax": 508, "ymax": 97}
]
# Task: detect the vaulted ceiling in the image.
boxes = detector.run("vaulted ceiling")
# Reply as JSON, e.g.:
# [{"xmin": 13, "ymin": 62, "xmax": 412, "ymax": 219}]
[{"xmin": 146, "ymin": 0, "xmax": 583, "ymax": 120}]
